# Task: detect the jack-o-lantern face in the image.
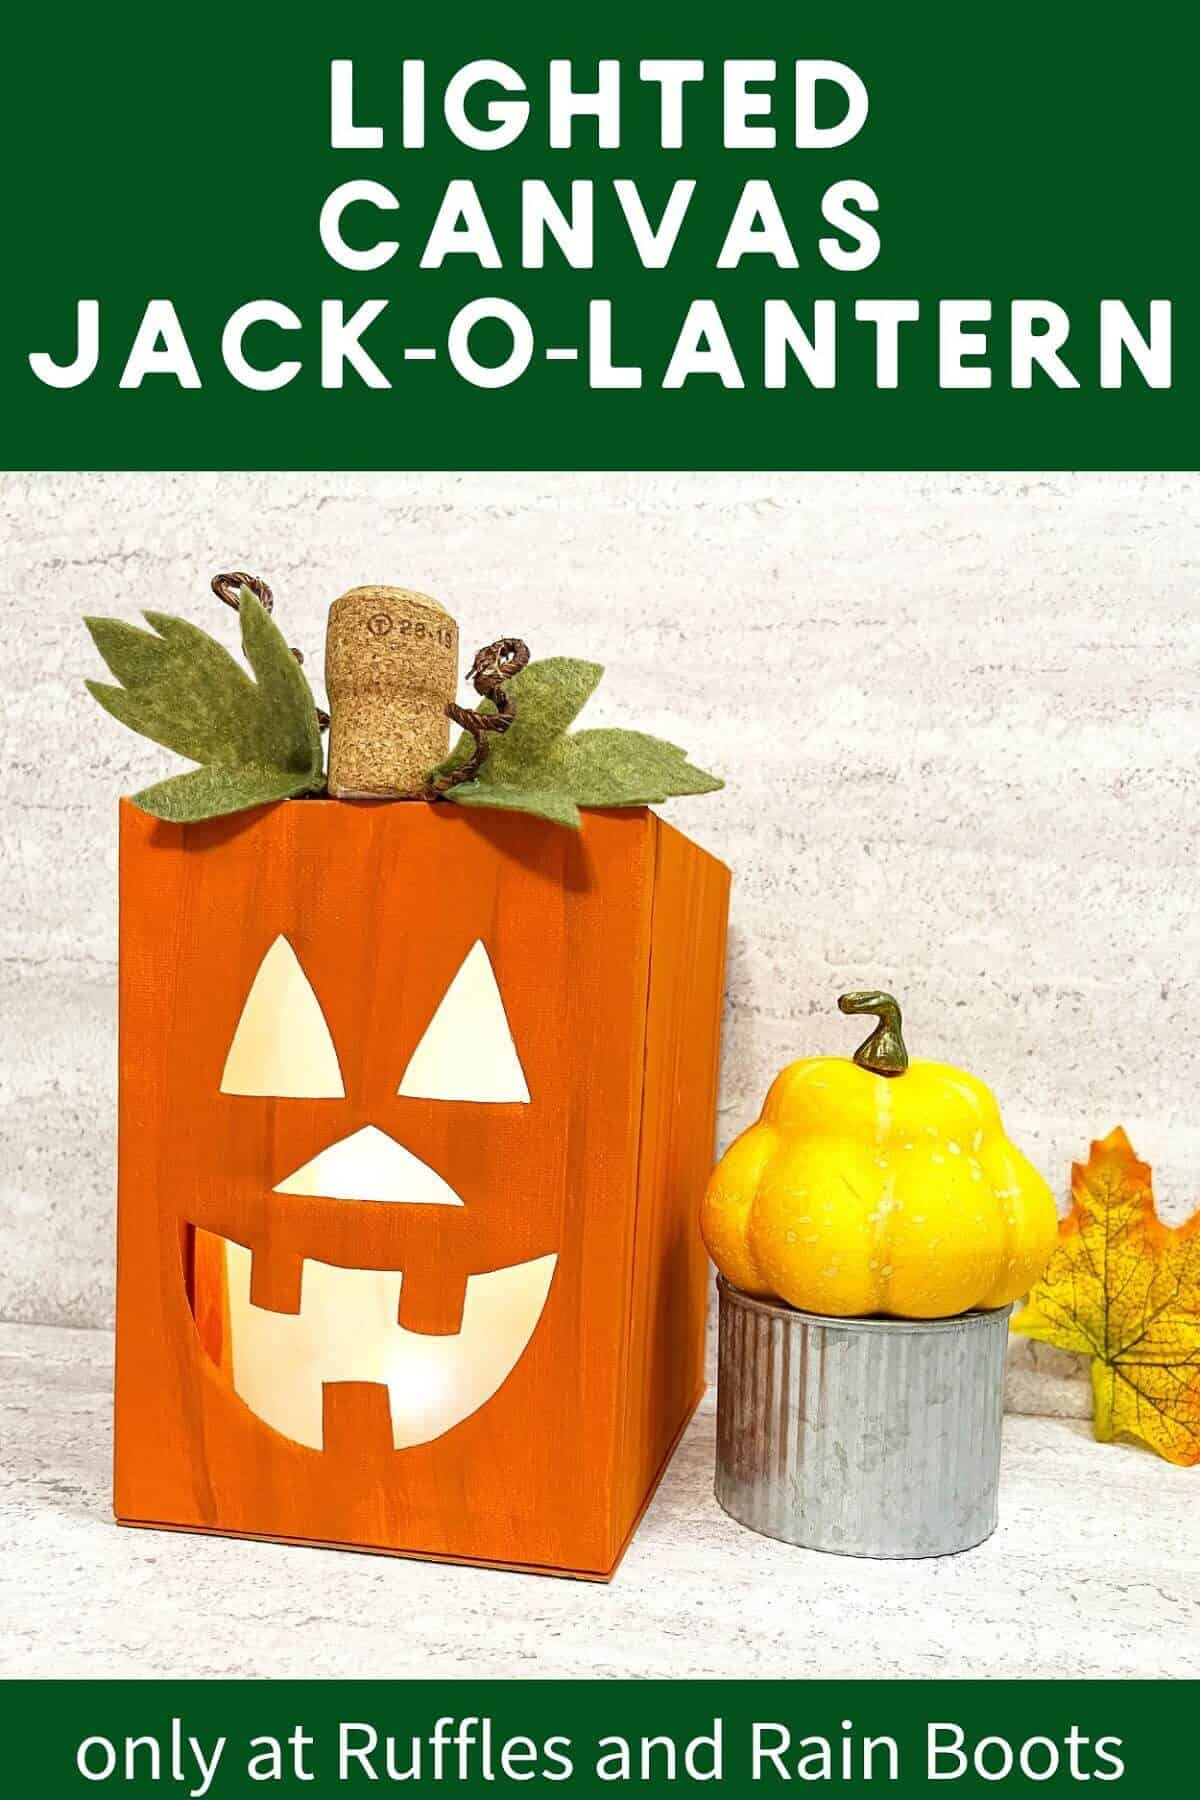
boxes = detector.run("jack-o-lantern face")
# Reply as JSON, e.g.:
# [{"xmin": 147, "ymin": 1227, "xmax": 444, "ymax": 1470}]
[
  {"xmin": 196, "ymin": 933, "xmax": 555, "ymax": 1450},
  {"xmin": 114, "ymin": 798, "xmax": 727, "ymax": 1578}
]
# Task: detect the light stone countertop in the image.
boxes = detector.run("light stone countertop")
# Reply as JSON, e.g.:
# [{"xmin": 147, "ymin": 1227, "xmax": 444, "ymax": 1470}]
[{"xmin": 3, "ymin": 1321, "xmax": 1196, "ymax": 1680}]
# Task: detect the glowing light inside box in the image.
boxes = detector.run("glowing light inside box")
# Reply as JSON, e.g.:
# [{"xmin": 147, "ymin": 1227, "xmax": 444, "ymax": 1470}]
[{"xmin": 209, "ymin": 1235, "xmax": 557, "ymax": 1450}]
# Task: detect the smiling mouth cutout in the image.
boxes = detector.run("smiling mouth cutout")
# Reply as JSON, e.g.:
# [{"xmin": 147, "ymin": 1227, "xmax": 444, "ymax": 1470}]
[
  {"xmin": 200, "ymin": 1234, "xmax": 557, "ymax": 1451},
  {"xmin": 191, "ymin": 934, "xmax": 555, "ymax": 1452}
]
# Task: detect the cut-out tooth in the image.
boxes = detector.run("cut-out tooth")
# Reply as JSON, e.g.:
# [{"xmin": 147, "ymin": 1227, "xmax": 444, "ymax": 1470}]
[
  {"xmin": 396, "ymin": 1264, "xmax": 468, "ymax": 1336},
  {"xmin": 249, "ymin": 1247, "xmax": 304, "ymax": 1316},
  {"xmin": 322, "ymin": 1381, "xmax": 395, "ymax": 1460}
]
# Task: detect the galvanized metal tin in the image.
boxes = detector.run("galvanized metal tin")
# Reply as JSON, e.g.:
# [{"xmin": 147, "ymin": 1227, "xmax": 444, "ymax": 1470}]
[{"xmin": 715, "ymin": 1277, "xmax": 1011, "ymax": 1559}]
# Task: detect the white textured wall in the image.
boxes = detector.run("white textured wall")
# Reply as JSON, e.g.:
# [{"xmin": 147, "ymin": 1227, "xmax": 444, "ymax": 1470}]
[{"xmin": 3, "ymin": 471, "xmax": 1198, "ymax": 1334}]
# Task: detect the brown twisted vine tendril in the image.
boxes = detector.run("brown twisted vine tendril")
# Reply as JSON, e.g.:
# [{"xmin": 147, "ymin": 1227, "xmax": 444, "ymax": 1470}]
[
  {"xmin": 211, "ymin": 571, "xmax": 330, "ymax": 731},
  {"xmin": 211, "ymin": 570, "xmax": 275, "ymax": 615},
  {"xmin": 425, "ymin": 637, "xmax": 531, "ymax": 797}
]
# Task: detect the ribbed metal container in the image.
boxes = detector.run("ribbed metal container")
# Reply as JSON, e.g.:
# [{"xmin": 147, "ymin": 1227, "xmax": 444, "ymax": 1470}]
[{"xmin": 715, "ymin": 1277, "xmax": 1011, "ymax": 1559}]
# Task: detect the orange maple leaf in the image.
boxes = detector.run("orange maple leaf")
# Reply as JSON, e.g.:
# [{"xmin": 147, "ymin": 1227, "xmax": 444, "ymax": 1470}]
[{"xmin": 1012, "ymin": 1127, "xmax": 1200, "ymax": 1467}]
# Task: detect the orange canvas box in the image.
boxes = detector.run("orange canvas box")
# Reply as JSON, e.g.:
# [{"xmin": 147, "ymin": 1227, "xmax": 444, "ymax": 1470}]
[{"xmin": 113, "ymin": 797, "xmax": 729, "ymax": 1580}]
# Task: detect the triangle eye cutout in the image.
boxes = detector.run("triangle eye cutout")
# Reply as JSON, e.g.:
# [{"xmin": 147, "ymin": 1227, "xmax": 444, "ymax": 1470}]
[
  {"xmin": 221, "ymin": 935, "xmax": 345, "ymax": 1099},
  {"xmin": 398, "ymin": 940, "xmax": 531, "ymax": 1104}
]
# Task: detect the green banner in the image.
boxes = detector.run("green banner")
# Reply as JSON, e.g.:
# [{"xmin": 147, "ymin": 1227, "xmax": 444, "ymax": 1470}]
[
  {"xmin": 6, "ymin": 1682, "xmax": 1188, "ymax": 1797},
  {"xmin": 2, "ymin": 2, "xmax": 1192, "ymax": 469}
]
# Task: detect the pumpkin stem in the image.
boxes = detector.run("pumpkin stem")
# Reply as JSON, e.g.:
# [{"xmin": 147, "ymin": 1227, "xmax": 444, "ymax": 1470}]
[{"xmin": 838, "ymin": 990, "xmax": 909, "ymax": 1077}]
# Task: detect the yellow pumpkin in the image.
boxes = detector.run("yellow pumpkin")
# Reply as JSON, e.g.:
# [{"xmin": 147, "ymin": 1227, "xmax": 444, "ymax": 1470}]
[{"xmin": 701, "ymin": 991, "xmax": 1058, "ymax": 1319}]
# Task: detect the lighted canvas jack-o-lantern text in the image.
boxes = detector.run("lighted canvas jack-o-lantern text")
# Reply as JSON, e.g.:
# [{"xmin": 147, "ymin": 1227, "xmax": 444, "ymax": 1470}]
[{"xmin": 114, "ymin": 797, "xmax": 729, "ymax": 1579}]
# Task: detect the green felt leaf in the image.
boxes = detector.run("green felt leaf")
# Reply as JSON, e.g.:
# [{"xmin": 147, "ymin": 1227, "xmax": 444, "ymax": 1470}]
[
  {"xmin": 437, "ymin": 657, "xmax": 722, "ymax": 829},
  {"xmin": 561, "ymin": 730, "xmax": 725, "ymax": 806},
  {"xmin": 236, "ymin": 594, "xmax": 323, "ymax": 781},
  {"xmin": 131, "ymin": 764, "xmax": 314, "ymax": 824},
  {"xmin": 448, "ymin": 781, "xmax": 582, "ymax": 830},
  {"xmin": 85, "ymin": 591, "xmax": 324, "ymax": 820},
  {"xmin": 435, "ymin": 657, "xmax": 604, "ymax": 780},
  {"xmin": 85, "ymin": 613, "xmax": 259, "ymax": 765}
]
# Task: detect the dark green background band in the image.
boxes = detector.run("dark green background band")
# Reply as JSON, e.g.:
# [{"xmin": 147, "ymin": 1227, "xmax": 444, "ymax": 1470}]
[
  {"xmin": 5, "ymin": 1681, "xmax": 1191, "ymax": 1796},
  {"xmin": 2, "ymin": 3, "xmax": 1192, "ymax": 469}
]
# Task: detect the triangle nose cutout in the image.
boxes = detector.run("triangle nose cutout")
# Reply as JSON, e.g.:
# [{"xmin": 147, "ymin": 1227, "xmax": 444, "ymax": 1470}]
[{"xmin": 273, "ymin": 1125, "xmax": 464, "ymax": 1206}]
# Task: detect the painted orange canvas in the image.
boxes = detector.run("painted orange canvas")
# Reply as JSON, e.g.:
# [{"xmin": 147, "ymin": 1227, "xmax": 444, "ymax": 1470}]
[{"xmin": 113, "ymin": 798, "xmax": 729, "ymax": 1579}]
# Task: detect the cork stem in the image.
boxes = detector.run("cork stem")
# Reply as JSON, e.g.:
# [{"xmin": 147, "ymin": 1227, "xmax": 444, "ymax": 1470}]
[{"xmin": 838, "ymin": 990, "xmax": 909, "ymax": 1077}]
